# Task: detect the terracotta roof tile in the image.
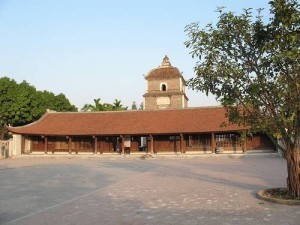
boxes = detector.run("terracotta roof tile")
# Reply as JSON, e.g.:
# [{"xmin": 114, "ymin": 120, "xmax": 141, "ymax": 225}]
[
  {"xmin": 146, "ymin": 67, "xmax": 185, "ymax": 81},
  {"xmin": 7, "ymin": 107, "xmax": 245, "ymax": 136}
]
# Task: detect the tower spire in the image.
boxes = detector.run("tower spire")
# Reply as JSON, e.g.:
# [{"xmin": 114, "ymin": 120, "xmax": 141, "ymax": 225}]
[{"xmin": 160, "ymin": 55, "xmax": 171, "ymax": 67}]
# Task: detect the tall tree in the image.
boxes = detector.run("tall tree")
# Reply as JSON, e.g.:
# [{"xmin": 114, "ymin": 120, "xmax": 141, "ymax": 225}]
[
  {"xmin": 185, "ymin": 0, "xmax": 299, "ymax": 197},
  {"xmin": 0, "ymin": 77, "xmax": 19, "ymax": 139}
]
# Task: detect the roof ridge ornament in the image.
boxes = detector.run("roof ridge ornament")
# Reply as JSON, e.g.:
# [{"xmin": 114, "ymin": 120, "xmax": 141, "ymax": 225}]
[{"xmin": 160, "ymin": 55, "xmax": 171, "ymax": 68}]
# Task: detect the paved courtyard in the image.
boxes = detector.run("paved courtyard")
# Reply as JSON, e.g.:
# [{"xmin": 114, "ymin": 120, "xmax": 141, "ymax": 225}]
[{"xmin": 0, "ymin": 154, "xmax": 299, "ymax": 225}]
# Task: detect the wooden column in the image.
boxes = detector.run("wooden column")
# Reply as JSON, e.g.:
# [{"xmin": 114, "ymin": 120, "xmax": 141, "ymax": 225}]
[
  {"xmin": 52, "ymin": 137, "xmax": 55, "ymax": 154},
  {"xmin": 29, "ymin": 138, "xmax": 32, "ymax": 153},
  {"xmin": 94, "ymin": 136, "xmax": 98, "ymax": 154},
  {"xmin": 243, "ymin": 130, "xmax": 247, "ymax": 153},
  {"xmin": 150, "ymin": 134, "xmax": 154, "ymax": 154},
  {"xmin": 44, "ymin": 136, "xmax": 48, "ymax": 154},
  {"xmin": 99, "ymin": 137, "xmax": 103, "ymax": 154},
  {"xmin": 180, "ymin": 134, "xmax": 184, "ymax": 154},
  {"xmin": 121, "ymin": 135, "xmax": 125, "ymax": 154},
  {"xmin": 68, "ymin": 137, "xmax": 72, "ymax": 154},
  {"xmin": 211, "ymin": 132, "xmax": 216, "ymax": 154}
]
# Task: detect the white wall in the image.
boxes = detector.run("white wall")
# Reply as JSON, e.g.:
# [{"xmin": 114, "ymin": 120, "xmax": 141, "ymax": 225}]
[{"xmin": 8, "ymin": 134, "xmax": 22, "ymax": 157}]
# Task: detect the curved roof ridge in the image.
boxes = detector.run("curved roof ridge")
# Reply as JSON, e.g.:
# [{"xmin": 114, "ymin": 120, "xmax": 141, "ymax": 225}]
[{"xmin": 6, "ymin": 112, "xmax": 51, "ymax": 130}]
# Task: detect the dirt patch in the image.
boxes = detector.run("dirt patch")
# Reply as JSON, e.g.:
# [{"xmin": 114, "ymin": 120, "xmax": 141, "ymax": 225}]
[{"xmin": 257, "ymin": 188, "xmax": 300, "ymax": 205}]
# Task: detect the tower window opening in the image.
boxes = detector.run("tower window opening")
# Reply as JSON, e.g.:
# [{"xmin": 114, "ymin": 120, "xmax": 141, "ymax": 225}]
[{"xmin": 161, "ymin": 84, "xmax": 167, "ymax": 91}]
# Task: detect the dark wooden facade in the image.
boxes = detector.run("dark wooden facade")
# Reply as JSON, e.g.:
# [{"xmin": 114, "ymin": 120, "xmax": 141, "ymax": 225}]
[{"xmin": 25, "ymin": 132, "xmax": 276, "ymax": 155}]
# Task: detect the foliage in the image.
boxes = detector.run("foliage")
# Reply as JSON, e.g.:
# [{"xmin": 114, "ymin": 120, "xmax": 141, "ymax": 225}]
[
  {"xmin": 81, "ymin": 98, "xmax": 128, "ymax": 112},
  {"xmin": 139, "ymin": 102, "xmax": 144, "ymax": 110},
  {"xmin": 0, "ymin": 77, "xmax": 77, "ymax": 137},
  {"xmin": 37, "ymin": 91, "xmax": 77, "ymax": 113},
  {"xmin": 131, "ymin": 101, "xmax": 138, "ymax": 110},
  {"xmin": 185, "ymin": 0, "xmax": 299, "ymax": 197},
  {"xmin": 130, "ymin": 101, "xmax": 143, "ymax": 110}
]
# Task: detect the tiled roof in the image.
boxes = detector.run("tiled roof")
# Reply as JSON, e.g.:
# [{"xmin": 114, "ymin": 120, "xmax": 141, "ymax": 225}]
[
  {"xmin": 145, "ymin": 67, "xmax": 185, "ymax": 80},
  {"xmin": 7, "ymin": 107, "xmax": 246, "ymax": 136}
]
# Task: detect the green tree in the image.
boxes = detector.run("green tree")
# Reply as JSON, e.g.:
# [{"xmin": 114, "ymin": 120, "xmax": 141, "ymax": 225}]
[
  {"xmin": 0, "ymin": 77, "xmax": 77, "ymax": 138},
  {"xmin": 0, "ymin": 77, "xmax": 19, "ymax": 139},
  {"xmin": 81, "ymin": 98, "xmax": 127, "ymax": 112},
  {"xmin": 185, "ymin": 0, "xmax": 299, "ymax": 197},
  {"xmin": 0, "ymin": 78, "xmax": 42, "ymax": 127},
  {"xmin": 139, "ymin": 102, "xmax": 144, "ymax": 110},
  {"xmin": 111, "ymin": 99, "xmax": 128, "ymax": 111},
  {"xmin": 81, "ymin": 98, "xmax": 105, "ymax": 111},
  {"xmin": 131, "ymin": 101, "xmax": 138, "ymax": 110},
  {"xmin": 38, "ymin": 91, "xmax": 77, "ymax": 112}
]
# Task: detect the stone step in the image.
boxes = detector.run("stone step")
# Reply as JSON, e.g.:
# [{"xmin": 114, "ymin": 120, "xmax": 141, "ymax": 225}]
[{"xmin": 246, "ymin": 149, "xmax": 276, "ymax": 154}]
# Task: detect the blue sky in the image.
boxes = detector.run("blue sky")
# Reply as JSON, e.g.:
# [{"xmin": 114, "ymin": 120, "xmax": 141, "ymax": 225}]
[{"xmin": 0, "ymin": 0, "xmax": 271, "ymax": 109}]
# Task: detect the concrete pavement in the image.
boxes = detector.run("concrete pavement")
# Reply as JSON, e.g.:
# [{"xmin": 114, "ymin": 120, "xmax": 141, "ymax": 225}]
[{"xmin": 0, "ymin": 155, "xmax": 299, "ymax": 225}]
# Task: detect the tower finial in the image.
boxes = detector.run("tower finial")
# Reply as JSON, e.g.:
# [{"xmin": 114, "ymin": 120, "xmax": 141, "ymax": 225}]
[{"xmin": 160, "ymin": 55, "xmax": 171, "ymax": 67}]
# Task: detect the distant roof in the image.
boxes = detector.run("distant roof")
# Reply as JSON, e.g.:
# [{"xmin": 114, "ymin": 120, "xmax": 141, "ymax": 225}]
[
  {"xmin": 145, "ymin": 56, "xmax": 185, "ymax": 81},
  {"xmin": 7, "ymin": 107, "xmax": 246, "ymax": 136}
]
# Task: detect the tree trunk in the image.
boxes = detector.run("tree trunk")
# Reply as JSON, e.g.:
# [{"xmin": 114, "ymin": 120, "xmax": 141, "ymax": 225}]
[{"xmin": 285, "ymin": 145, "xmax": 300, "ymax": 198}]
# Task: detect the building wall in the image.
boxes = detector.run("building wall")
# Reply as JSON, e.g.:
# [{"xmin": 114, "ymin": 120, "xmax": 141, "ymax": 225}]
[
  {"xmin": 170, "ymin": 95, "xmax": 184, "ymax": 109},
  {"xmin": 247, "ymin": 133, "xmax": 276, "ymax": 150},
  {"xmin": 147, "ymin": 78, "xmax": 183, "ymax": 92},
  {"xmin": 7, "ymin": 134, "xmax": 22, "ymax": 156},
  {"xmin": 145, "ymin": 95, "xmax": 186, "ymax": 110},
  {"xmin": 184, "ymin": 96, "xmax": 188, "ymax": 108},
  {"xmin": 145, "ymin": 74, "xmax": 187, "ymax": 110}
]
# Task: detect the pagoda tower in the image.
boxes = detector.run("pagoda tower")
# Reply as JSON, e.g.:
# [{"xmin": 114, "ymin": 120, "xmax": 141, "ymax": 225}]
[{"xmin": 143, "ymin": 56, "xmax": 189, "ymax": 110}]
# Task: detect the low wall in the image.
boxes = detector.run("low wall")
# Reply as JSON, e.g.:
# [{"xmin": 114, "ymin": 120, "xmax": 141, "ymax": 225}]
[
  {"xmin": 0, "ymin": 140, "xmax": 10, "ymax": 158},
  {"xmin": 0, "ymin": 135, "xmax": 22, "ymax": 159}
]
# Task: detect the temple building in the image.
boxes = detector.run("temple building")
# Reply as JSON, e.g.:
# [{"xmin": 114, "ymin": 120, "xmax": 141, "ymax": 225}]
[
  {"xmin": 6, "ymin": 56, "xmax": 276, "ymax": 155},
  {"xmin": 143, "ymin": 56, "xmax": 188, "ymax": 110}
]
